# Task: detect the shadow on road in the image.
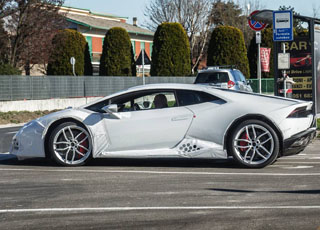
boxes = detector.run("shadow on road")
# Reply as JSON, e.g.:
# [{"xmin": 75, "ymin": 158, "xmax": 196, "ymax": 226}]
[
  {"xmin": 209, "ymin": 188, "xmax": 320, "ymax": 194},
  {"xmin": 0, "ymin": 156, "xmax": 241, "ymax": 168}
]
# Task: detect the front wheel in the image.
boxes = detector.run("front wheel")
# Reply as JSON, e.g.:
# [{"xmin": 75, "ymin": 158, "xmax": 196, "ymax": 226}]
[
  {"xmin": 48, "ymin": 122, "xmax": 92, "ymax": 166},
  {"xmin": 228, "ymin": 120, "xmax": 280, "ymax": 168}
]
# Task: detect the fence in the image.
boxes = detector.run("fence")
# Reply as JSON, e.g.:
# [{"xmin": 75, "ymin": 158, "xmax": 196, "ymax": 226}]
[
  {"xmin": 0, "ymin": 76, "xmax": 275, "ymax": 101},
  {"xmin": 0, "ymin": 76, "xmax": 196, "ymax": 101},
  {"xmin": 248, "ymin": 78, "xmax": 274, "ymax": 94}
]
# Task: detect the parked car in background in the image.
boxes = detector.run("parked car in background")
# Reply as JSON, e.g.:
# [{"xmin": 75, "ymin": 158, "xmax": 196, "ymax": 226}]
[{"xmin": 194, "ymin": 66, "xmax": 253, "ymax": 92}]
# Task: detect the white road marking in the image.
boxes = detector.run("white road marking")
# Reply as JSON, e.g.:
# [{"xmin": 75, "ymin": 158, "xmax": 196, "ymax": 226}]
[
  {"xmin": 5, "ymin": 131, "xmax": 17, "ymax": 135},
  {"xmin": 1, "ymin": 206, "xmax": 320, "ymax": 213},
  {"xmin": 0, "ymin": 168, "xmax": 319, "ymax": 176},
  {"xmin": 278, "ymin": 161, "xmax": 320, "ymax": 164},
  {"xmin": 282, "ymin": 166, "xmax": 314, "ymax": 169}
]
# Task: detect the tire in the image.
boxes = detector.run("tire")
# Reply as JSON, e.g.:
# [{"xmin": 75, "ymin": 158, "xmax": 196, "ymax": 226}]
[
  {"xmin": 48, "ymin": 122, "xmax": 92, "ymax": 166},
  {"xmin": 228, "ymin": 119, "xmax": 280, "ymax": 168}
]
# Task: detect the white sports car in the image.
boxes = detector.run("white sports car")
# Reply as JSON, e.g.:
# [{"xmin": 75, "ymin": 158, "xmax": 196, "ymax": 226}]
[{"xmin": 10, "ymin": 84, "xmax": 317, "ymax": 168}]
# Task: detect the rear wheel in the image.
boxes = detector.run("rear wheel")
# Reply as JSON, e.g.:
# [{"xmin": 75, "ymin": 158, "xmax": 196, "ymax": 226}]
[
  {"xmin": 48, "ymin": 122, "xmax": 92, "ymax": 166},
  {"xmin": 228, "ymin": 120, "xmax": 279, "ymax": 168}
]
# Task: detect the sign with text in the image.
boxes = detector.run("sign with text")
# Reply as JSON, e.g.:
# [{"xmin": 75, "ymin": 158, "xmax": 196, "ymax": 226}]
[
  {"xmin": 314, "ymin": 24, "xmax": 320, "ymax": 114},
  {"xmin": 273, "ymin": 10, "xmax": 293, "ymax": 41},
  {"xmin": 277, "ymin": 39, "xmax": 312, "ymax": 101},
  {"xmin": 278, "ymin": 53, "xmax": 290, "ymax": 69},
  {"xmin": 260, "ymin": 48, "xmax": 271, "ymax": 72}
]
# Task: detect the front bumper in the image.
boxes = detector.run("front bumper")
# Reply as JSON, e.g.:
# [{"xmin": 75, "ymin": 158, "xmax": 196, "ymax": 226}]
[
  {"xmin": 10, "ymin": 120, "xmax": 46, "ymax": 159},
  {"xmin": 282, "ymin": 127, "xmax": 317, "ymax": 156}
]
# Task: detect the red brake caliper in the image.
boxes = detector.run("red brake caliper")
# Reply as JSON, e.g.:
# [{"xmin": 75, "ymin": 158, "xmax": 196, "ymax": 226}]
[
  {"xmin": 239, "ymin": 133, "xmax": 249, "ymax": 152},
  {"xmin": 78, "ymin": 134, "xmax": 88, "ymax": 159}
]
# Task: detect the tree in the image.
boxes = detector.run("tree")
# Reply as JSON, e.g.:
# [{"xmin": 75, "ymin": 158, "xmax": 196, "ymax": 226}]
[
  {"xmin": 84, "ymin": 43, "xmax": 93, "ymax": 76},
  {"xmin": 99, "ymin": 27, "xmax": 132, "ymax": 76},
  {"xmin": 0, "ymin": 63, "xmax": 21, "ymax": 75},
  {"xmin": 151, "ymin": 22, "xmax": 191, "ymax": 76},
  {"xmin": 47, "ymin": 29, "xmax": 87, "ymax": 76},
  {"xmin": 0, "ymin": 0, "xmax": 65, "ymax": 74},
  {"xmin": 209, "ymin": 0, "xmax": 264, "ymax": 48},
  {"xmin": 207, "ymin": 26, "xmax": 249, "ymax": 77},
  {"xmin": 247, "ymin": 27, "xmax": 273, "ymax": 78},
  {"xmin": 0, "ymin": 19, "xmax": 9, "ymax": 64},
  {"xmin": 145, "ymin": 0, "xmax": 211, "ymax": 74},
  {"xmin": 131, "ymin": 45, "xmax": 136, "ymax": 76}
]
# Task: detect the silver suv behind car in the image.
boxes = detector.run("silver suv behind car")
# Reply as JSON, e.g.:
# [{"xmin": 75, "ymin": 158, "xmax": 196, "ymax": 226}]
[{"xmin": 194, "ymin": 66, "xmax": 253, "ymax": 92}]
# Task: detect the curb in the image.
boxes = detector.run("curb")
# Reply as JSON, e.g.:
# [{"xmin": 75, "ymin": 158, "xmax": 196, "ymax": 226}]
[{"xmin": 0, "ymin": 123, "xmax": 25, "ymax": 129}]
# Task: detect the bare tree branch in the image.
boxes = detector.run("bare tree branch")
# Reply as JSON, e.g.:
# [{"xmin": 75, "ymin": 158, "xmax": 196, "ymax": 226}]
[
  {"xmin": 1, "ymin": 0, "xmax": 66, "ymax": 74},
  {"xmin": 144, "ymin": 0, "xmax": 212, "ymax": 73}
]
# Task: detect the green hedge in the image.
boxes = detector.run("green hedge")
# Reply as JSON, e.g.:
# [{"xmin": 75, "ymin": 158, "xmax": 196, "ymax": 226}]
[
  {"xmin": 207, "ymin": 26, "xmax": 249, "ymax": 78},
  {"xmin": 0, "ymin": 63, "xmax": 21, "ymax": 75},
  {"xmin": 99, "ymin": 27, "xmax": 133, "ymax": 76},
  {"xmin": 151, "ymin": 22, "xmax": 191, "ymax": 76},
  {"xmin": 47, "ymin": 29, "xmax": 89, "ymax": 76}
]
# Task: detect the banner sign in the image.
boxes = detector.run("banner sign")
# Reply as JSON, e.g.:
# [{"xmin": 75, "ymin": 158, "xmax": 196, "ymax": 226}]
[{"xmin": 260, "ymin": 47, "xmax": 271, "ymax": 72}]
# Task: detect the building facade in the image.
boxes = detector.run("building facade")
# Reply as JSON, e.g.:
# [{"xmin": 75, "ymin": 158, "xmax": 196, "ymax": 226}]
[{"xmin": 59, "ymin": 6, "xmax": 154, "ymax": 74}]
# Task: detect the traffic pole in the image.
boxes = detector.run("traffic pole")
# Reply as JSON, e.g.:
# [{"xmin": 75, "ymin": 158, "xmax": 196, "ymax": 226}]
[{"xmin": 142, "ymin": 49, "xmax": 145, "ymax": 85}]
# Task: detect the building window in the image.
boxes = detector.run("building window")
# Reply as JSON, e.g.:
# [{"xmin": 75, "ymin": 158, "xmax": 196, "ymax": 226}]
[
  {"xmin": 85, "ymin": 36, "xmax": 92, "ymax": 57},
  {"xmin": 131, "ymin": 41, "xmax": 135, "ymax": 57}
]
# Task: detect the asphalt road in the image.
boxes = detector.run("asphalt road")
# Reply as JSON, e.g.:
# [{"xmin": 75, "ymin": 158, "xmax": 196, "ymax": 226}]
[{"xmin": 0, "ymin": 127, "xmax": 320, "ymax": 229}]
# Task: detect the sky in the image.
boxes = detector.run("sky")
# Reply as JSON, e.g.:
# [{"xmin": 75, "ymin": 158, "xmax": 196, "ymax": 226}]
[{"xmin": 64, "ymin": 0, "xmax": 320, "ymax": 28}]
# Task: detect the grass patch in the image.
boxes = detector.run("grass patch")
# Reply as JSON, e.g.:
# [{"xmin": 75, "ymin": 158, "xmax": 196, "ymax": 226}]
[
  {"xmin": 0, "ymin": 110, "xmax": 58, "ymax": 125},
  {"xmin": 317, "ymin": 118, "xmax": 320, "ymax": 130}
]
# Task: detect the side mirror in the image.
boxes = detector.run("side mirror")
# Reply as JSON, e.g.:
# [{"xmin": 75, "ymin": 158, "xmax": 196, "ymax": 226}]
[
  {"xmin": 101, "ymin": 104, "xmax": 118, "ymax": 114},
  {"xmin": 101, "ymin": 104, "xmax": 121, "ymax": 119}
]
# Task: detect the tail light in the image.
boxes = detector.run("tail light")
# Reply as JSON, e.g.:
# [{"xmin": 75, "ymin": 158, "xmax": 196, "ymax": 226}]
[
  {"xmin": 227, "ymin": 80, "xmax": 235, "ymax": 88},
  {"xmin": 287, "ymin": 106, "xmax": 312, "ymax": 118}
]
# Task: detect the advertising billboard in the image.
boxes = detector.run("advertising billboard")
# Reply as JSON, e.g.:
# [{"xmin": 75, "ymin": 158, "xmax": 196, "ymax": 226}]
[
  {"xmin": 315, "ymin": 23, "xmax": 320, "ymax": 114},
  {"xmin": 278, "ymin": 38, "xmax": 313, "ymax": 101}
]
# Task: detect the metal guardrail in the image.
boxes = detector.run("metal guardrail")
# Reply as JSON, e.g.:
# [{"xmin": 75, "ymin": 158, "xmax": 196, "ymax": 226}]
[{"xmin": 0, "ymin": 76, "xmax": 196, "ymax": 101}]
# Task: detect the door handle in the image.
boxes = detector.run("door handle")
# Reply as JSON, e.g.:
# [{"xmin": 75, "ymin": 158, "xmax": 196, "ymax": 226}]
[{"xmin": 171, "ymin": 116, "xmax": 190, "ymax": 121}]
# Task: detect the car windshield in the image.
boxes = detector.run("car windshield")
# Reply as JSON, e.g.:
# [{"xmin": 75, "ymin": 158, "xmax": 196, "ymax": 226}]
[
  {"xmin": 195, "ymin": 72, "xmax": 229, "ymax": 84},
  {"xmin": 231, "ymin": 70, "xmax": 246, "ymax": 82}
]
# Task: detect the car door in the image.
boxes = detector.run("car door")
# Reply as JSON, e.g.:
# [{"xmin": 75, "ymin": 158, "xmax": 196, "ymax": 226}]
[{"xmin": 102, "ymin": 90, "xmax": 194, "ymax": 152}]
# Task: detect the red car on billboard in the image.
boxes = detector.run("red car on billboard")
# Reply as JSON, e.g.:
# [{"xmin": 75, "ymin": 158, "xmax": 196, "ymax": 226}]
[{"xmin": 290, "ymin": 53, "xmax": 312, "ymax": 68}]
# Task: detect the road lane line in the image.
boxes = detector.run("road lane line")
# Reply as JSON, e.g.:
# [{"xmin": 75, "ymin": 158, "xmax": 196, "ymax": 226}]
[
  {"xmin": 1, "ymin": 206, "xmax": 320, "ymax": 213},
  {"xmin": 0, "ymin": 168, "xmax": 319, "ymax": 176},
  {"xmin": 5, "ymin": 131, "xmax": 17, "ymax": 135}
]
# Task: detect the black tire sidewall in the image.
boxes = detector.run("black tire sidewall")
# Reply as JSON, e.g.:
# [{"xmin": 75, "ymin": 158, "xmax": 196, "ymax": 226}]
[
  {"xmin": 48, "ymin": 122, "xmax": 92, "ymax": 166},
  {"xmin": 228, "ymin": 119, "xmax": 280, "ymax": 168}
]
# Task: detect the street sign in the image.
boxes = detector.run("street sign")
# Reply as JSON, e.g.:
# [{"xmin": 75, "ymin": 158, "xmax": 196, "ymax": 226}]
[
  {"xmin": 248, "ymin": 11, "xmax": 267, "ymax": 31},
  {"xmin": 278, "ymin": 53, "xmax": 290, "ymax": 69},
  {"xmin": 273, "ymin": 10, "xmax": 293, "ymax": 41},
  {"xmin": 256, "ymin": 31, "xmax": 261, "ymax": 44},
  {"xmin": 70, "ymin": 57, "xmax": 76, "ymax": 65}
]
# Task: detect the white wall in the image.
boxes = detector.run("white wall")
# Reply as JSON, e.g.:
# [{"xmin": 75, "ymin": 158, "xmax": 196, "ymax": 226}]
[{"xmin": 0, "ymin": 97, "xmax": 103, "ymax": 112}]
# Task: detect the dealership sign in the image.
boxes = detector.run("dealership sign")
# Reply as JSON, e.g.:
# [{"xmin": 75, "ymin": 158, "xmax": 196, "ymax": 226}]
[{"xmin": 273, "ymin": 10, "xmax": 293, "ymax": 41}]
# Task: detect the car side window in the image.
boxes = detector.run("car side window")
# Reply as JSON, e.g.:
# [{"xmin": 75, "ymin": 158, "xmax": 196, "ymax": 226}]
[
  {"xmin": 195, "ymin": 72, "xmax": 229, "ymax": 84},
  {"xmin": 110, "ymin": 90, "xmax": 177, "ymax": 112},
  {"xmin": 176, "ymin": 90, "xmax": 222, "ymax": 106},
  {"xmin": 232, "ymin": 70, "xmax": 246, "ymax": 82}
]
